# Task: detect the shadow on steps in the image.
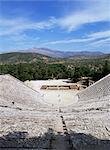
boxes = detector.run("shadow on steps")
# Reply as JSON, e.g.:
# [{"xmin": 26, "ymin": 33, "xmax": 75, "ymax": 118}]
[{"xmin": 0, "ymin": 129, "xmax": 110, "ymax": 150}]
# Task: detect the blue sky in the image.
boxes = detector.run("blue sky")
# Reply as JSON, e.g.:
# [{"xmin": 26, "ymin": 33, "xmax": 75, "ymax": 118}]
[{"xmin": 0, "ymin": 0, "xmax": 110, "ymax": 53}]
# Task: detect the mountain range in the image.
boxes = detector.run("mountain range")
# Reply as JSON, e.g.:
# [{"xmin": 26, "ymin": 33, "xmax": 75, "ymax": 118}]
[
  {"xmin": 0, "ymin": 49, "xmax": 109, "ymax": 64},
  {"xmin": 19, "ymin": 48, "xmax": 104, "ymax": 58}
]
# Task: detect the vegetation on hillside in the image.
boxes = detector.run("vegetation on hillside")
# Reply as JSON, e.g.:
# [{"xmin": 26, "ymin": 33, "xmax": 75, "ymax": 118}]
[
  {"xmin": 0, "ymin": 52, "xmax": 57, "ymax": 64},
  {"xmin": 0, "ymin": 52, "xmax": 110, "ymax": 82}
]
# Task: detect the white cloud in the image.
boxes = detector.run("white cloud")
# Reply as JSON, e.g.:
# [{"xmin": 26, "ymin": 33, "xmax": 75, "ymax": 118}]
[
  {"xmin": 44, "ymin": 30, "xmax": 110, "ymax": 45},
  {"xmin": 44, "ymin": 38, "xmax": 93, "ymax": 45},
  {"xmin": 89, "ymin": 30, "xmax": 110, "ymax": 38},
  {"xmin": 0, "ymin": 17, "xmax": 56, "ymax": 36},
  {"xmin": 58, "ymin": 0, "xmax": 109, "ymax": 31},
  {"xmin": 90, "ymin": 37, "xmax": 110, "ymax": 46},
  {"xmin": 8, "ymin": 33, "xmax": 40, "ymax": 43},
  {"xmin": 0, "ymin": 1, "xmax": 109, "ymax": 36}
]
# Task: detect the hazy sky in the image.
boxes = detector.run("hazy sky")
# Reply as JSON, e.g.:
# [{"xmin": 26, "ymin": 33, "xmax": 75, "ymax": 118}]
[{"xmin": 0, "ymin": 0, "xmax": 110, "ymax": 53}]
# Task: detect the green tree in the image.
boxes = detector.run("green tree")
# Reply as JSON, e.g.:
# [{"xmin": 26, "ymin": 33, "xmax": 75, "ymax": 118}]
[{"xmin": 102, "ymin": 60, "xmax": 110, "ymax": 77}]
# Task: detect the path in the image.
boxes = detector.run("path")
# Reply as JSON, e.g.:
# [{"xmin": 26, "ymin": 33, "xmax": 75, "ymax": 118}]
[
  {"xmin": 52, "ymin": 117, "xmax": 69, "ymax": 150},
  {"xmin": 50, "ymin": 113, "xmax": 76, "ymax": 150}
]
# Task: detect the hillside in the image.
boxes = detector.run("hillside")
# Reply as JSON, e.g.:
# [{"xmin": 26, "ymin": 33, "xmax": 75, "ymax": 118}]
[
  {"xmin": 0, "ymin": 52, "xmax": 56, "ymax": 64},
  {"xmin": 0, "ymin": 52, "xmax": 109, "ymax": 65},
  {"xmin": 64, "ymin": 54, "xmax": 110, "ymax": 66},
  {"xmin": 0, "ymin": 52, "xmax": 109, "ymax": 82}
]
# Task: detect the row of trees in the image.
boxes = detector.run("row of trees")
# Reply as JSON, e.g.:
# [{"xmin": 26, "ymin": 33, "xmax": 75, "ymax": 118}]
[
  {"xmin": 0, "ymin": 61, "xmax": 110, "ymax": 82},
  {"xmin": 0, "ymin": 63, "xmax": 71, "ymax": 81}
]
